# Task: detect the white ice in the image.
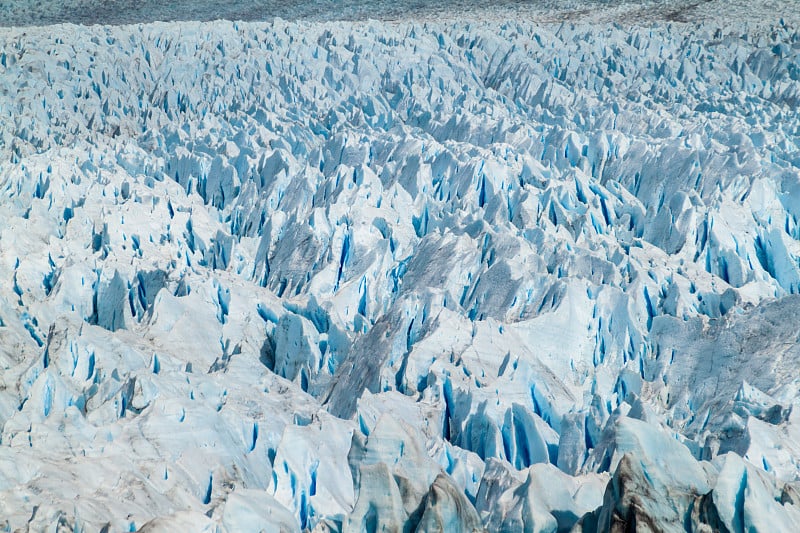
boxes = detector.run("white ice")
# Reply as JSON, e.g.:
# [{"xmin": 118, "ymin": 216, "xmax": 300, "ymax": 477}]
[{"xmin": 1, "ymin": 5, "xmax": 800, "ymax": 531}]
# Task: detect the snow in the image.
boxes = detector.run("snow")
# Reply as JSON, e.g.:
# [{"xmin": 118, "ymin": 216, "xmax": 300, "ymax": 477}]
[{"xmin": 1, "ymin": 3, "xmax": 800, "ymax": 531}]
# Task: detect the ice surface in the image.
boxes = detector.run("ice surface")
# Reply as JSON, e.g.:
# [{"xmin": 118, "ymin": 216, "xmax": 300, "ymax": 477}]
[
  {"xmin": 1, "ymin": 3, "xmax": 800, "ymax": 531},
  {"xmin": 3, "ymin": 0, "xmax": 800, "ymax": 28}
]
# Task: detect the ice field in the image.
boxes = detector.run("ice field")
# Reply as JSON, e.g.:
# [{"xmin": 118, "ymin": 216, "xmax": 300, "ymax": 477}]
[{"xmin": 1, "ymin": 1, "xmax": 800, "ymax": 530}]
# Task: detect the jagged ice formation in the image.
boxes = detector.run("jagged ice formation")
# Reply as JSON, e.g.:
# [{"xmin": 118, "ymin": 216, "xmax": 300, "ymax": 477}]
[{"xmin": 1, "ymin": 11, "xmax": 800, "ymax": 532}]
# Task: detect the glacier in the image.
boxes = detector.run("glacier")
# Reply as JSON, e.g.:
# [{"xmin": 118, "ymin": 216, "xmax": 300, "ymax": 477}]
[{"xmin": 1, "ymin": 3, "xmax": 800, "ymax": 531}]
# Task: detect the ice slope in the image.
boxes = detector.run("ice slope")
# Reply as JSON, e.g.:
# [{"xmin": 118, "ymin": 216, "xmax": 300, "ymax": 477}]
[{"xmin": 1, "ymin": 10, "xmax": 800, "ymax": 532}]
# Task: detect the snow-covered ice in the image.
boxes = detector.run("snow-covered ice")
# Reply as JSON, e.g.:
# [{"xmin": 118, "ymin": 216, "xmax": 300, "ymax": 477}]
[{"xmin": 1, "ymin": 3, "xmax": 800, "ymax": 531}]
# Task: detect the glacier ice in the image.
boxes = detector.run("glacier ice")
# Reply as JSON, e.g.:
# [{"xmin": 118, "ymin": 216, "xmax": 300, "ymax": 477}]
[{"xmin": 1, "ymin": 4, "xmax": 800, "ymax": 532}]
